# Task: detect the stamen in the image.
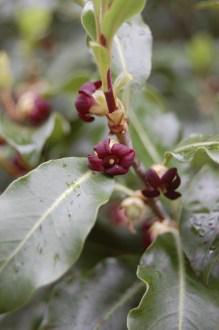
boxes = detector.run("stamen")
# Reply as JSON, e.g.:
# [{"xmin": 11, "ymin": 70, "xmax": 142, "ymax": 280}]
[{"xmin": 109, "ymin": 158, "xmax": 115, "ymax": 165}]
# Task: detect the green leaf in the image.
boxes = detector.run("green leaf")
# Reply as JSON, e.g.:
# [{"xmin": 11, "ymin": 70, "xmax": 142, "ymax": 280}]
[
  {"xmin": 0, "ymin": 113, "xmax": 70, "ymax": 166},
  {"xmin": 0, "ymin": 240, "xmax": 117, "ymax": 329},
  {"xmin": 90, "ymin": 42, "xmax": 110, "ymax": 89},
  {"xmin": 0, "ymin": 287, "xmax": 50, "ymax": 330},
  {"xmin": 81, "ymin": 1, "xmax": 96, "ymax": 40},
  {"xmin": 113, "ymin": 17, "xmax": 152, "ymax": 83},
  {"xmin": 44, "ymin": 257, "xmax": 143, "ymax": 330},
  {"xmin": 165, "ymin": 134, "xmax": 219, "ymax": 165},
  {"xmin": 0, "ymin": 158, "xmax": 114, "ymax": 313},
  {"xmin": 180, "ymin": 165, "xmax": 219, "ymax": 284},
  {"xmin": 101, "ymin": 0, "xmax": 147, "ymax": 43},
  {"xmin": 128, "ymin": 232, "xmax": 219, "ymax": 330}
]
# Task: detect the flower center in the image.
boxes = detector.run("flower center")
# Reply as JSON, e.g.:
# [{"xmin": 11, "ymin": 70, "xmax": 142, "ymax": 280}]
[
  {"xmin": 109, "ymin": 158, "xmax": 115, "ymax": 165},
  {"xmin": 103, "ymin": 155, "xmax": 118, "ymax": 168}
]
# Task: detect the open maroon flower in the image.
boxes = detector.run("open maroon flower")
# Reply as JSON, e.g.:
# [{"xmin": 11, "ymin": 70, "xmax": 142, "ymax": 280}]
[
  {"xmin": 142, "ymin": 167, "xmax": 181, "ymax": 200},
  {"xmin": 75, "ymin": 81, "xmax": 108, "ymax": 122},
  {"xmin": 88, "ymin": 139, "xmax": 135, "ymax": 176},
  {"xmin": 17, "ymin": 92, "xmax": 51, "ymax": 126}
]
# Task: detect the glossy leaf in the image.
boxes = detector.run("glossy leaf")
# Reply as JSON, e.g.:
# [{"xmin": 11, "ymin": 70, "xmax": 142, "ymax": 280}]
[
  {"xmin": 128, "ymin": 232, "xmax": 219, "ymax": 330},
  {"xmin": 0, "ymin": 113, "xmax": 70, "ymax": 166},
  {"xmin": 44, "ymin": 257, "xmax": 143, "ymax": 330},
  {"xmin": 165, "ymin": 134, "xmax": 219, "ymax": 165},
  {"xmin": 181, "ymin": 165, "xmax": 219, "ymax": 283},
  {"xmin": 101, "ymin": 0, "xmax": 147, "ymax": 43},
  {"xmin": 113, "ymin": 17, "xmax": 152, "ymax": 83},
  {"xmin": 0, "ymin": 158, "xmax": 114, "ymax": 313}
]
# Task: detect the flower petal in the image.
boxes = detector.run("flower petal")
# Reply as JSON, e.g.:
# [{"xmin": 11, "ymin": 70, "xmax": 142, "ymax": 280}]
[
  {"xmin": 79, "ymin": 81, "xmax": 102, "ymax": 96},
  {"xmin": 144, "ymin": 169, "xmax": 161, "ymax": 189},
  {"xmin": 105, "ymin": 165, "xmax": 128, "ymax": 176},
  {"xmin": 75, "ymin": 94, "xmax": 94, "ymax": 114},
  {"xmin": 120, "ymin": 150, "xmax": 135, "ymax": 168},
  {"xmin": 142, "ymin": 188, "xmax": 160, "ymax": 199},
  {"xmin": 88, "ymin": 155, "xmax": 104, "ymax": 172},
  {"xmin": 160, "ymin": 168, "xmax": 177, "ymax": 187},
  {"xmin": 169, "ymin": 174, "xmax": 181, "ymax": 190},
  {"xmin": 111, "ymin": 143, "xmax": 132, "ymax": 157},
  {"xmin": 164, "ymin": 190, "xmax": 181, "ymax": 200},
  {"xmin": 94, "ymin": 139, "xmax": 111, "ymax": 158}
]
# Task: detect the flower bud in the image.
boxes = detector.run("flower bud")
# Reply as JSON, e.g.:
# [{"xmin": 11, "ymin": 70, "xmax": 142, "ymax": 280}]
[
  {"xmin": 121, "ymin": 196, "xmax": 145, "ymax": 224},
  {"xmin": 88, "ymin": 139, "xmax": 135, "ymax": 176},
  {"xmin": 75, "ymin": 81, "xmax": 108, "ymax": 122},
  {"xmin": 16, "ymin": 91, "xmax": 51, "ymax": 126},
  {"xmin": 107, "ymin": 100, "xmax": 127, "ymax": 134}
]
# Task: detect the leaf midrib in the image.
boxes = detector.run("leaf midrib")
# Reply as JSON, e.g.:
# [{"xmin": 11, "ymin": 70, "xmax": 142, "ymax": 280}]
[
  {"xmin": 0, "ymin": 170, "xmax": 92, "ymax": 275},
  {"xmin": 174, "ymin": 141, "xmax": 219, "ymax": 154},
  {"xmin": 172, "ymin": 230, "xmax": 186, "ymax": 330}
]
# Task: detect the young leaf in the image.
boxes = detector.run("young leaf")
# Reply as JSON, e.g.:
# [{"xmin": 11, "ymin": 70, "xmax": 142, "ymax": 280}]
[
  {"xmin": 44, "ymin": 258, "xmax": 143, "ymax": 330},
  {"xmin": 81, "ymin": 1, "xmax": 96, "ymax": 40},
  {"xmin": 165, "ymin": 134, "xmax": 219, "ymax": 165},
  {"xmin": 181, "ymin": 165, "xmax": 219, "ymax": 284},
  {"xmin": 101, "ymin": 0, "xmax": 147, "ymax": 44},
  {"xmin": 113, "ymin": 17, "xmax": 152, "ymax": 83},
  {"xmin": 90, "ymin": 42, "xmax": 110, "ymax": 89},
  {"xmin": 128, "ymin": 232, "xmax": 219, "ymax": 330},
  {"xmin": 0, "ymin": 113, "xmax": 70, "ymax": 166},
  {"xmin": 0, "ymin": 158, "xmax": 114, "ymax": 313}
]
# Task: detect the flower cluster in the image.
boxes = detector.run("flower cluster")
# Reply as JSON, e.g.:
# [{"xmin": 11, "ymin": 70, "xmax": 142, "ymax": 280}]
[
  {"xmin": 142, "ymin": 166, "xmax": 181, "ymax": 200},
  {"xmin": 88, "ymin": 139, "xmax": 135, "ymax": 176}
]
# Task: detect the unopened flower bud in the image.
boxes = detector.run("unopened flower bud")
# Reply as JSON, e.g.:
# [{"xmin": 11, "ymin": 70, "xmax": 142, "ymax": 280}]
[
  {"xmin": 107, "ymin": 100, "xmax": 127, "ymax": 134},
  {"xmin": 16, "ymin": 91, "xmax": 51, "ymax": 126},
  {"xmin": 121, "ymin": 197, "xmax": 145, "ymax": 223}
]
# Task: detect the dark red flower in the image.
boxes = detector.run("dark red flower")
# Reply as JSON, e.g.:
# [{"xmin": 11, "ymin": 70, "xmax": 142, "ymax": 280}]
[
  {"xmin": 75, "ymin": 81, "xmax": 106, "ymax": 122},
  {"xmin": 88, "ymin": 139, "xmax": 135, "ymax": 176},
  {"xmin": 142, "ymin": 167, "xmax": 181, "ymax": 200},
  {"xmin": 17, "ymin": 92, "xmax": 51, "ymax": 126}
]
